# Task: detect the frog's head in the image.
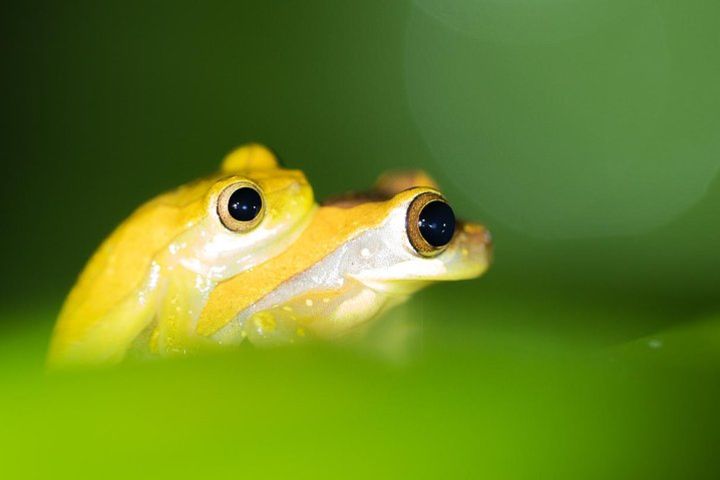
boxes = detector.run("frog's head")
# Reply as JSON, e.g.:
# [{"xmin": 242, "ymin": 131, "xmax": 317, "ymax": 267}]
[
  {"xmin": 167, "ymin": 144, "xmax": 316, "ymax": 280},
  {"xmin": 324, "ymin": 180, "xmax": 492, "ymax": 296}
]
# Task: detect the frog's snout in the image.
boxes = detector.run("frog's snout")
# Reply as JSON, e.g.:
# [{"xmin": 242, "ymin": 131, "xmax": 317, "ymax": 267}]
[
  {"xmin": 456, "ymin": 221, "xmax": 492, "ymax": 253},
  {"xmin": 445, "ymin": 221, "xmax": 493, "ymax": 278}
]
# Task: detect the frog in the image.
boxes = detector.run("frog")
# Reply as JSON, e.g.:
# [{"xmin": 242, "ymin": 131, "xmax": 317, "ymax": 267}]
[
  {"xmin": 48, "ymin": 144, "xmax": 316, "ymax": 368},
  {"xmin": 48, "ymin": 145, "xmax": 492, "ymax": 368}
]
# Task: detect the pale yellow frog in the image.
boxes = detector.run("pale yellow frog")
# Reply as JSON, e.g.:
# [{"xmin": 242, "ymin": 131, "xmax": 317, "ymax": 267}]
[{"xmin": 48, "ymin": 145, "xmax": 491, "ymax": 368}]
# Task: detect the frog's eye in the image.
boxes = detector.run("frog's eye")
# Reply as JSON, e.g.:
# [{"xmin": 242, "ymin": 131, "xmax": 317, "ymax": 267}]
[
  {"xmin": 406, "ymin": 192, "xmax": 456, "ymax": 256},
  {"xmin": 217, "ymin": 182, "xmax": 265, "ymax": 232}
]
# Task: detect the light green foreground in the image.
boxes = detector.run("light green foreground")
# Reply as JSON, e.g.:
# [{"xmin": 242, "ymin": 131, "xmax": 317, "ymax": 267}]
[{"xmin": 2, "ymin": 285, "xmax": 719, "ymax": 480}]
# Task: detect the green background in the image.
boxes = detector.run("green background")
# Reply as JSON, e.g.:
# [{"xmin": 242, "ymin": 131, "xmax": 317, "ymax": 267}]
[{"xmin": 2, "ymin": 1, "xmax": 720, "ymax": 478}]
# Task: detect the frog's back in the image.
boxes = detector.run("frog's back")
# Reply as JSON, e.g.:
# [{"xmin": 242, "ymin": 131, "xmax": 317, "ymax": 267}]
[{"xmin": 51, "ymin": 176, "xmax": 217, "ymax": 353}]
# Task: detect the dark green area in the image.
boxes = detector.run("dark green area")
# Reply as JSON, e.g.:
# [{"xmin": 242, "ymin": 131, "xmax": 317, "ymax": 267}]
[{"xmin": 1, "ymin": 1, "xmax": 719, "ymax": 478}]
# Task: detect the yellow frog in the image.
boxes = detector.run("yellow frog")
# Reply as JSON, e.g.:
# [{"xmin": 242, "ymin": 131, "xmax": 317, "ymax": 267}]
[{"xmin": 48, "ymin": 145, "xmax": 491, "ymax": 368}]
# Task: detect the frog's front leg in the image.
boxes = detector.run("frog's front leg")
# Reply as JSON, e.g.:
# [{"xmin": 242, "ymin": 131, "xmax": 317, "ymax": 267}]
[{"xmin": 151, "ymin": 268, "xmax": 215, "ymax": 356}]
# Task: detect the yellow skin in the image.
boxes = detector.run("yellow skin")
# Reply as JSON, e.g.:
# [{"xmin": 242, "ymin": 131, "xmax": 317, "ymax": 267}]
[{"xmin": 48, "ymin": 145, "xmax": 491, "ymax": 368}]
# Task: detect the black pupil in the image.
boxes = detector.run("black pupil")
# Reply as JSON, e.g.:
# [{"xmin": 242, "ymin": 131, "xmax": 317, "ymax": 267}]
[
  {"xmin": 228, "ymin": 187, "xmax": 262, "ymax": 222},
  {"xmin": 418, "ymin": 201, "xmax": 455, "ymax": 247}
]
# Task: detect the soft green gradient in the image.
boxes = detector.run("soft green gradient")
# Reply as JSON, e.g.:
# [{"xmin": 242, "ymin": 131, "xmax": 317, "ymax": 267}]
[
  {"xmin": 409, "ymin": 0, "xmax": 720, "ymax": 238},
  {"xmin": 1, "ymin": 1, "xmax": 720, "ymax": 478}
]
